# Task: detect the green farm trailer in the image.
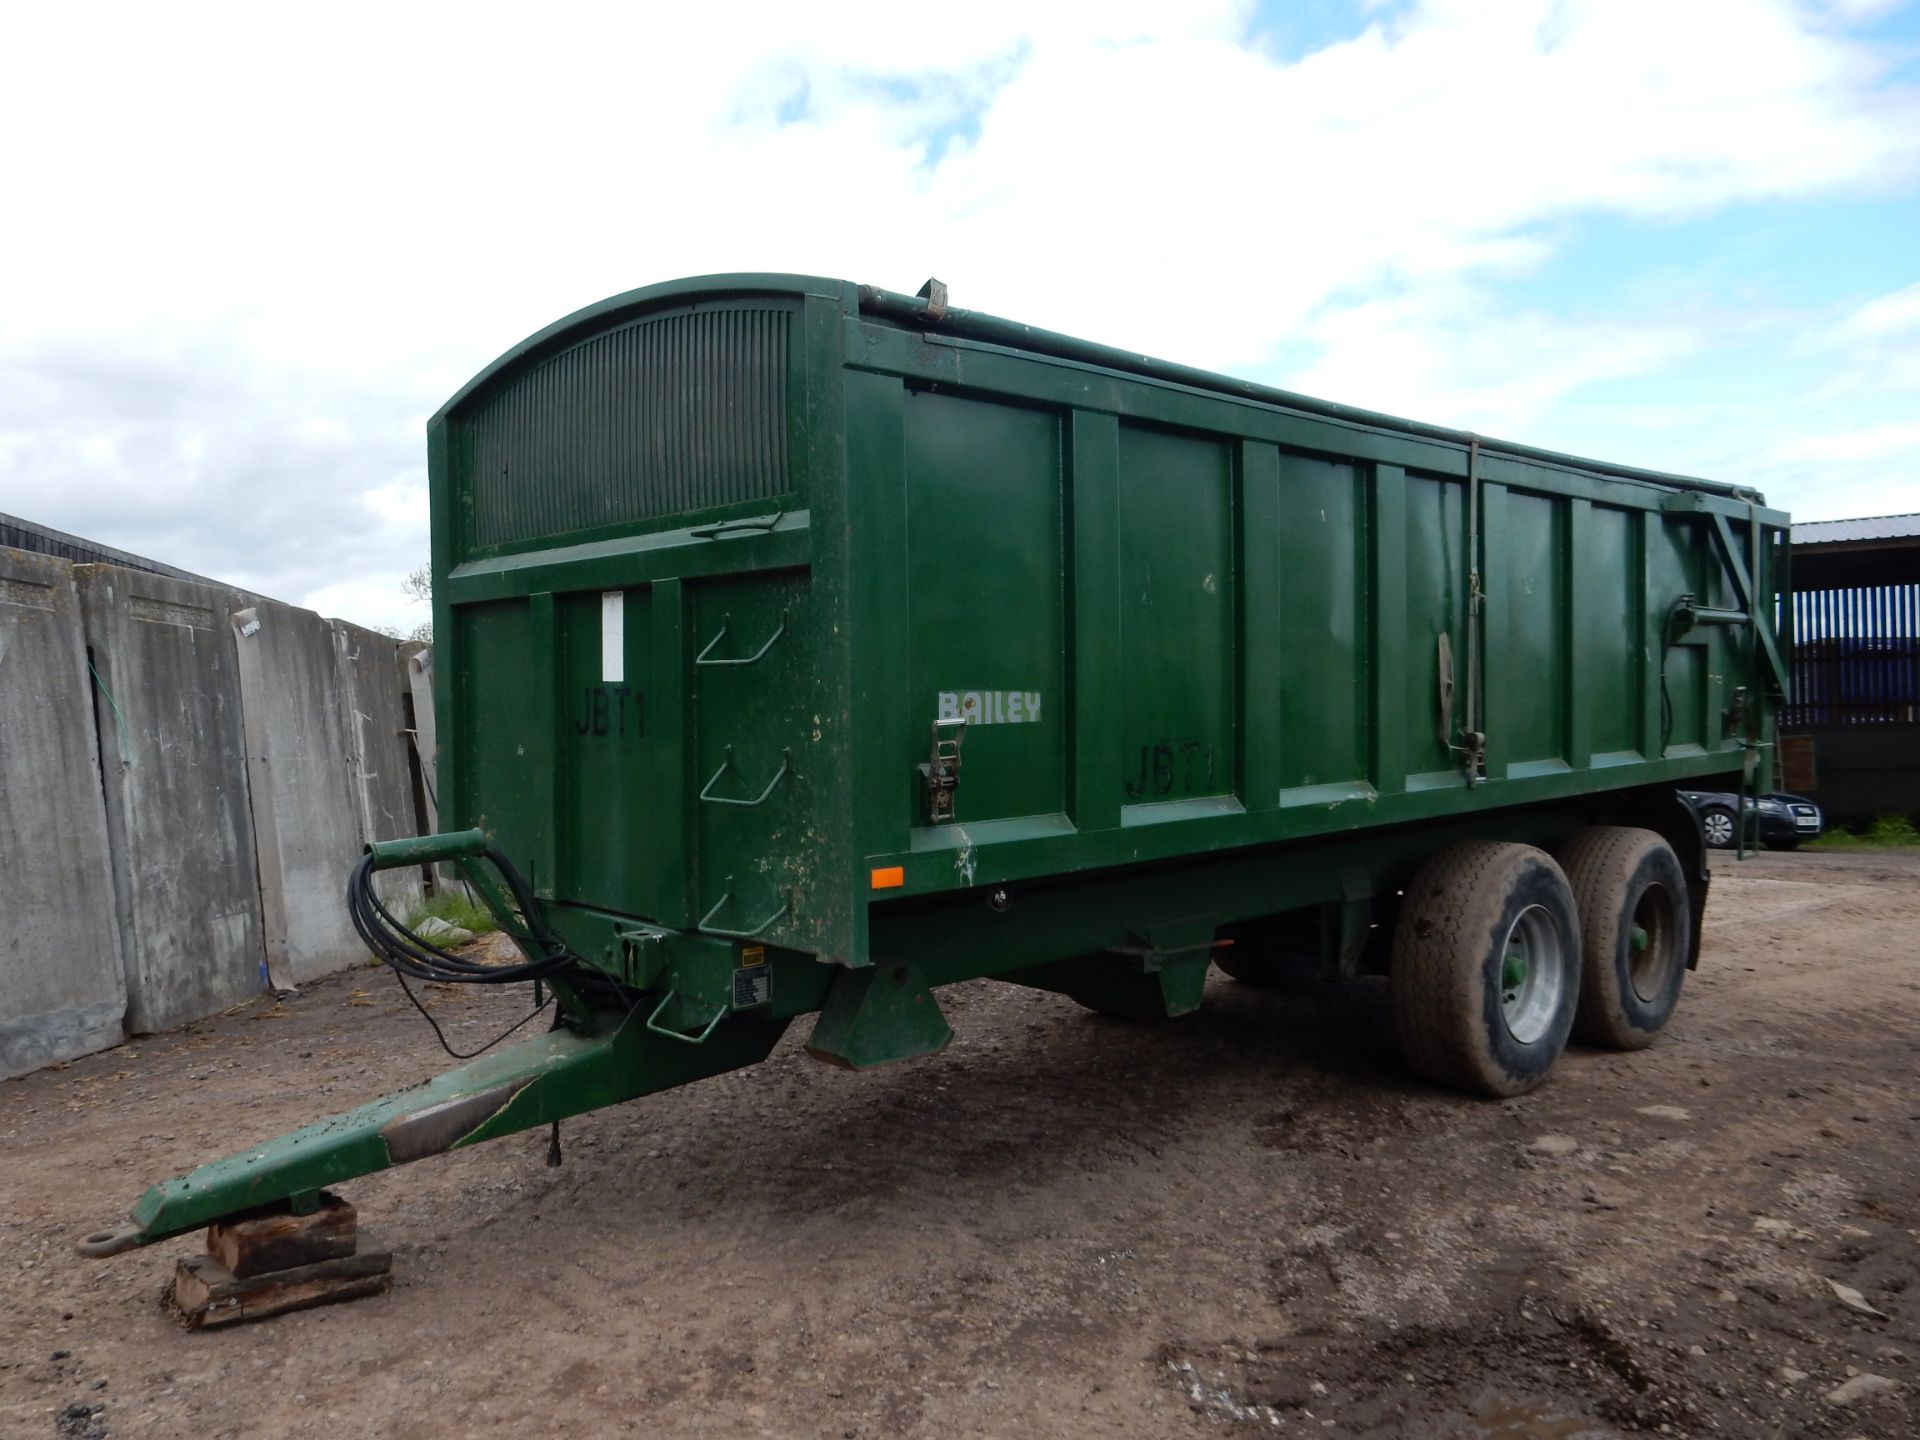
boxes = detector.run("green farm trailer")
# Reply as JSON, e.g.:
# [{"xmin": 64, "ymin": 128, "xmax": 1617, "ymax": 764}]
[{"xmin": 82, "ymin": 274, "xmax": 1790, "ymax": 1261}]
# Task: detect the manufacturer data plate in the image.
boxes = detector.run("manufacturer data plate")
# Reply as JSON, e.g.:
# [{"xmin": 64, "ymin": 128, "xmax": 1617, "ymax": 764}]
[{"xmin": 732, "ymin": 945, "xmax": 771, "ymax": 1009}]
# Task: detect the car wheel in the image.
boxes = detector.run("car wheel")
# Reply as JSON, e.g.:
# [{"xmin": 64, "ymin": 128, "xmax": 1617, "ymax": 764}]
[{"xmin": 1698, "ymin": 805, "xmax": 1736, "ymax": 849}]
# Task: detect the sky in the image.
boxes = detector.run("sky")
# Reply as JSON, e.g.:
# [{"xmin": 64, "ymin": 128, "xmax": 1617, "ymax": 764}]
[{"xmin": 2, "ymin": 0, "xmax": 1917, "ymax": 633}]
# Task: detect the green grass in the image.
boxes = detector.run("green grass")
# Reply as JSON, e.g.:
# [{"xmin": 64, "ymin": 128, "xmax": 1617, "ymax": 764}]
[
  {"xmin": 1806, "ymin": 814, "xmax": 1920, "ymax": 851},
  {"xmin": 402, "ymin": 887, "xmax": 500, "ymax": 936}
]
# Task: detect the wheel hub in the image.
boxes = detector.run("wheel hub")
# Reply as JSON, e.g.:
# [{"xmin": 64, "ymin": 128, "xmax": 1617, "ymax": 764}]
[
  {"xmin": 1498, "ymin": 904, "xmax": 1565, "ymax": 1045},
  {"xmin": 1629, "ymin": 884, "xmax": 1678, "ymax": 1002},
  {"xmin": 1502, "ymin": 950, "xmax": 1529, "ymax": 991}
]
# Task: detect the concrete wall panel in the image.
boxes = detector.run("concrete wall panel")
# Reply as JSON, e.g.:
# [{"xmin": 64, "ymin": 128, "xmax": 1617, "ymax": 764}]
[
  {"xmin": 5, "ymin": 551, "xmax": 444, "ymax": 1070},
  {"xmin": 333, "ymin": 621, "xmax": 426, "ymax": 911},
  {"xmin": 402, "ymin": 645, "xmax": 438, "ymax": 835},
  {"xmin": 75, "ymin": 565, "xmax": 265, "ymax": 1034},
  {"xmin": 0, "ymin": 549, "xmax": 127, "ymax": 1077},
  {"xmin": 230, "ymin": 599, "xmax": 366, "ymax": 985}
]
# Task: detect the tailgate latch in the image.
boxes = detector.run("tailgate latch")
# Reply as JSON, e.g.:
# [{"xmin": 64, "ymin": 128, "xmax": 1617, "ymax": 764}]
[{"xmin": 918, "ymin": 716, "xmax": 967, "ymax": 824}]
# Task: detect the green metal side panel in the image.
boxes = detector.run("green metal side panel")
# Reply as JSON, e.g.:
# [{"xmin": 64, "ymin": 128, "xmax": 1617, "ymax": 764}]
[
  {"xmin": 451, "ymin": 565, "xmax": 821, "ymax": 941},
  {"xmin": 1401, "ymin": 472, "xmax": 1468, "ymax": 786},
  {"xmin": 455, "ymin": 599, "xmax": 552, "ymax": 886},
  {"xmin": 1067, "ymin": 412, "xmax": 1123, "ymax": 833},
  {"xmin": 1275, "ymin": 454, "xmax": 1368, "ymax": 799},
  {"xmin": 1650, "ymin": 515, "xmax": 1711, "ymax": 753},
  {"xmin": 1115, "ymin": 424, "xmax": 1235, "ymax": 814},
  {"xmin": 690, "ymin": 570, "xmax": 812, "ymax": 947},
  {"xmin": 1577, "ymin": 504, "xmax": 1640, "ymax": 762},
  {"xmin": 1503, "ymin": 490, "xmax": 1568, "ymax": 774},
  {"xmin": 903, "ymin": 391, "xmax": 1066, "ymax": 826},
  {"xmin": 556, "ymin": 585, "xmax": 653, "ymax": 915}
]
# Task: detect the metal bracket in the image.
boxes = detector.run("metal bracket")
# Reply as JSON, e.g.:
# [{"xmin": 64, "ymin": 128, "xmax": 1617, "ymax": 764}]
[
  {"xmin": 1459, "ymin": 438, "xmax": 1487, "ymax": 787},
  {"xmin": 698, "ymin": 881, "xmax": 792, "ymax": 939},
  {"xmin": 614, "ymin": 927, "xmax": 668, "ymax": 987},
  {"xmin": 1735, "ymin": 739, "xmax": 1773, "ymax": 861},
  {"xmin": 1105, "ymin": 937, "xmax": 1232, "ymax": 971},
  {"xmin": 917, "ymin": 276, "xmax": 949, "ymax": 321},
  {"xmin": 1666, "ymin": 592, "xmax": 1748, "ymax": 648},
  {"xmin": 644, "ymin": 989, "xmax": 726, "ymax": 1045},
  {"xmin": 917, "ymin": 716, "xmax": 967, "ymax": 824},
  {"xmin": 695, "ymin": 610, "xmax": 790, "ymax": 667},
  {"xmin": 699, "ymin": 747, "xmax": 792, "ymax": 807},
  {"xmin": 1659, "ymin": 503, "xmax": 1792, "ymax": 703},
  {"xmin": 690, "ymin": 509, "xmax": 785, "ymax": 540},
  {"xmin": 1723, "ymin": 685, "xmax": 1751, "ymax": 738}
]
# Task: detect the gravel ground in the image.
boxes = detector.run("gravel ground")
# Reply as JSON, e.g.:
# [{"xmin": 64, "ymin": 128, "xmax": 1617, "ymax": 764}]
[{"xmin": 2, "ymin": 847, "xmax": 1915, "ymax": 1439}]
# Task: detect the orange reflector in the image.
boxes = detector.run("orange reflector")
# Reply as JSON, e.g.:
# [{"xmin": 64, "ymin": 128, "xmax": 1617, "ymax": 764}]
[{"xmin": 870, "ymin": 866, "xmax": 905, "ymax": 890}]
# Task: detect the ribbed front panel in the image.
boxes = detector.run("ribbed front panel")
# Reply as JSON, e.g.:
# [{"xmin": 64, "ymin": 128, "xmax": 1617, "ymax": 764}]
[{"xmin": 465, "ymin": 305, "xmax": 791, "ymax": 550}]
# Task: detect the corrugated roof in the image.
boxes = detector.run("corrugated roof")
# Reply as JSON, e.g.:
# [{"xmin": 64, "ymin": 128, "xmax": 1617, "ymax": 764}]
[
  {"xmin": 0, "ymin": 513, "xmax": 223, "ymax": 585},
  {"xmin": 1791, "ymin": 513, "xmax": 1920, "ymax": 545}
]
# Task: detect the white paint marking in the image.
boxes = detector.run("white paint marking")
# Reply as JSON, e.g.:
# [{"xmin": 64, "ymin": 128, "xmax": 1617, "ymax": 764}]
[
  {"xmin": 935, "ymin": 689, "xmax": 1046, "ymax": 725},
  {"xmin": 601, "ymin": 591, "xmax": 624, "ymax": 683}
]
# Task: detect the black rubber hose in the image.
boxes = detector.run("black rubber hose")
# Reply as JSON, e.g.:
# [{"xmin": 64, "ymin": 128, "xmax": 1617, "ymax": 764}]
[{"xmin": 346, "ymin": 853, "xmax": 576, "ymax": 986}]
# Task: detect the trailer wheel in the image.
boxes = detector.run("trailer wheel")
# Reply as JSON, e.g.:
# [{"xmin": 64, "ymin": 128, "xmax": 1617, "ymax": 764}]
[
  {"xmin": 1559, "ymin": 827, "xmax": 1689, "ymax": 1050},
  {"xmin": 1390, "ymin": 842, "xmax": 1580, "ymax": 1097}
]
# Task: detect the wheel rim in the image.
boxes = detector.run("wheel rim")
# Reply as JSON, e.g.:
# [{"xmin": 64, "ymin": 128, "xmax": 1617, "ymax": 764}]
[
  {"xmin": 1628, "ymin": 882, "xmax": 1679, "ymax": 1003},
  {"xmin": 1702, "ymin": 811, "xmax": 1733, "ymax": 846},
  {"xmin": 1498, "ymin": 904, "xmax": 1565, "ymax": 1045}
]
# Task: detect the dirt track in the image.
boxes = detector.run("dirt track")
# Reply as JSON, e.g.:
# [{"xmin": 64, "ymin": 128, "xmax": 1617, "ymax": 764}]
[{"xmin": 3, "ymin": 848, "xmax": 1916, "ymax": 1439}]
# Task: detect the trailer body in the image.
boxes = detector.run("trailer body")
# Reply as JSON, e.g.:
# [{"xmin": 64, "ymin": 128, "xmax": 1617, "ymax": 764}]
[
  {"xmin": 433, "ymin": 274, "xmax": 1786, "ymax": 1000},
  {"xmin": 83, "ymin": 274, "xmax": 1792, "ymax": 1254}
]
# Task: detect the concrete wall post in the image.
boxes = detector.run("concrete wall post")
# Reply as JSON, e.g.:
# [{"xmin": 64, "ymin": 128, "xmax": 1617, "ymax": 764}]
[{"xmin": 0, "ymin": 550, "xmax": 128, "ymax": 1077}]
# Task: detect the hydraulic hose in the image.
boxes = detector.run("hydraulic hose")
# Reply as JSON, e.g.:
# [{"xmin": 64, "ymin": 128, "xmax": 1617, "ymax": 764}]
[{"xmin": 346, "ymin": 847, "xmax": 576, "ymax": 987}]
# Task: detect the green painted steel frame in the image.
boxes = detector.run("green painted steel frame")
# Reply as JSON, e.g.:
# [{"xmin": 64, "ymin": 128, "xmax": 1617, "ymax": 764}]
[{"xmin": 95, "ymin": 1009, "xmax": 789, "ymax": 1250}]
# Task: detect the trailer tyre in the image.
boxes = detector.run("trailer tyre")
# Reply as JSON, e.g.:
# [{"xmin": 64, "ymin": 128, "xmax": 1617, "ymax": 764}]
[
  {"xmin": 1390, "ymin": 842, "xmax": 1580, "ymax": 1097},
  {"xmin": 1559, "ymin": 827, "xmax": 1689, "ymax": 1050}
]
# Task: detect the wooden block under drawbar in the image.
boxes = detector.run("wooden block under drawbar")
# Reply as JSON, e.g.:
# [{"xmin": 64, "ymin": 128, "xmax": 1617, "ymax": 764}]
[
  {"xmin": 207, "ymin": 1192, "xmax": 357, "ymax": 1277},
  {"xmin": 173, "ymin": 1245, "xmax": 392, "ymax": 1329}
]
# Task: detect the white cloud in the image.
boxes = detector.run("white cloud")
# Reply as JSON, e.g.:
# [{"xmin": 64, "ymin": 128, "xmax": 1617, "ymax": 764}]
[
  {"xmin": 1807, "ymin": 280, "xmax": 1920, "ymax": 408},
  {"xmin": 361, "ymin": 479, "xmax": 428, "ymax": 529},
  {"xmin": 1, "ymin": 0, "xmax": 1917, "ymax": 625},
  {"xmin": 1831, "ymin": 281, "xmax": 1920, "ymax": 341},
  {"xmin": 301, "ymin": 572, "xmax": 429, "ymax": 636},
  {"xmin": 1778, "ymin": 419, "xmax": 1920, "ymax": 463},
  {"xmin": 1284, "ymin": 287, "xmax": 1701, "ymax": 436}
]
